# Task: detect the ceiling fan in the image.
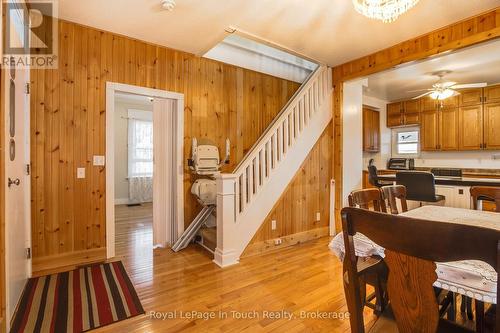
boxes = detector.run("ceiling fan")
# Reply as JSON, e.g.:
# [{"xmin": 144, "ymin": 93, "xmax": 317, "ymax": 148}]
[{"xmin": 410, "ymin": 71, "xmax": 487, "ymax": 100}]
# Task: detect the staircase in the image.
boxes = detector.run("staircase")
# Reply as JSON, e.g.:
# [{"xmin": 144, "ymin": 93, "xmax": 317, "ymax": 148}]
[{"xmin": 213, "ymin": 65, "xmax": 332, "ymax": 267}]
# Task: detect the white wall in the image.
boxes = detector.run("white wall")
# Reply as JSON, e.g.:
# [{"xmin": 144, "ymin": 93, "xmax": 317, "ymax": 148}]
[
  {"xmin": 362, "ymin": 95, "xmax": 391, "ymax": 170},
  {"xmin": 114, "ymin": 100, "xmax": 153, "ymax": 204},
  {"xmin": 342, "ymin": 79, "xmax": 367, "ymax": 206}
]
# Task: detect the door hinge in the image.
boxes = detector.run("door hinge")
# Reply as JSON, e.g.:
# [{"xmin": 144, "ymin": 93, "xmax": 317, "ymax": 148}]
[
  {"xmin": 25, "ymin": 82, "xmax": 31, "ymax": 95},
  {"xmin": 26, "ymin": 247, "xmax": 31, "ymax": 259},
  {"xmin": 26, "ymin": 164, "xmax": 30, "ymax": 175}
]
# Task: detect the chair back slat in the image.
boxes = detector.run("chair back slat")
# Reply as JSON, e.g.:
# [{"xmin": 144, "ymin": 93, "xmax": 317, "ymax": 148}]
[
  {"xmin": 341, "ymin": 207, "xmax": 500, "ymax": 333},
  {"xmin": 471, "ymin": 186, "xmax": 500, "ymax": 212},
  {"xmin": 385, "ymin": 251, "xmax": 439, "ymax": 332},
  {"xmin": 348, "ymin": 188, "xmax": 387, "ymax": 213},
  {"xmin": 381, "ymin": 185, "xmax": 408, "ymax": 214}
]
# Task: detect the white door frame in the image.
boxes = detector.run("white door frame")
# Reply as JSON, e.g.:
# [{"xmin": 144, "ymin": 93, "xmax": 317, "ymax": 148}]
[{"xmin": 105, "ymin": 82, "xmax": 184, "ymax": 259}]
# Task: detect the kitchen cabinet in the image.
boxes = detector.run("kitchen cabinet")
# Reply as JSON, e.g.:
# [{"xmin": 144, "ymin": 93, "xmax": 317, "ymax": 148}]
[
  {"xmin": 386, "ymin": 100, "xmax": 420, "ymax": 127},
  {"xmin": 439, "ymin": 108, "xmax": 459, "ymax": 150},
  {"xmin": 387, "ymin": 102, "xmax": 403, "ymax": 127},
  {"xmin": 484, "ymin": 84, "xmax": 500, "ymax": 104},
  {"xmin": 459, "ymin": 105, "xmax": 483, "ymax": 150},
  {"xmin": 421, "ymin": 97, "xmax": 437, "ymax": 112},
  {"xmin": 420, "ymin": 110, "xmax": 440, "ymax": 151},
  {"xmin": 439, "ymin": 95, "xmax": 459, "ymax": 109},
  {"xmin": 363, "ymin": 107, "xmax": 380, "ymax": 152},
  {"xmin": 459, "ymin": 88, "xmax": 483, "ymax": 106},
  {"xmin": 484, "ymin": 102, "xmax": 500, "ymax": 150}
]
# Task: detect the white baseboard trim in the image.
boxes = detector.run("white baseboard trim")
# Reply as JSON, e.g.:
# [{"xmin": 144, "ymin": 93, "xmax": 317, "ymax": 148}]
[
  {"xmin": 115, "ymin": 198, "xmax": 130, "ymax": 205},
  {"xmin": 213, "ymin": 248, "xmax": 239, "ymax": 268}
]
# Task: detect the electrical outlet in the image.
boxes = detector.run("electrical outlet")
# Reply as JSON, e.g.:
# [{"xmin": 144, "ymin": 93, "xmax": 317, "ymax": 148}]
[
  {"xmin": 271, "ymin": 220, "xmax": 277, "ymax": 230},
  {"xmin": 93, "ymin": 155, "xmax": 105, "ymax": 166},
  {"xmin": 77, "ymin": 168, "xmax": 85, "ymax": 179},
  {"xmin": 316, "ymin": 212, "xmax": 321, "ymax": 221},
  {"xmin": 274, "ymin": 238, "xmax": 282, "ymax": 246}
]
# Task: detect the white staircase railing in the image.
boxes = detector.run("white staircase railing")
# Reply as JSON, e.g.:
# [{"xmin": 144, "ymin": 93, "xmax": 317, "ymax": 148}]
[{"xmin": 214, "ymin": 65, "xmax": 332, "ymax": 267}]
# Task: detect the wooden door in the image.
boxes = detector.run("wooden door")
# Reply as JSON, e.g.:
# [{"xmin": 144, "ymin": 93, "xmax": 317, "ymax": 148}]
[
  {"xmin": 404, "ymin": 112, "xmax": 420, "ymax": 125},
  {"xmin": 420, "ymin": 97, "xmax": 437, "ymax": 112},
  {"xmin": 484, "ymin": 85, "xmax": 500, "ymax": 104},
  {"xmin": 459, "ymin": 105, "xmax": 483, "ymax": 150},
  {"xmin": 483, "ymin": 102, "xmax": 500, "ymax": 150},
  {"xmin": 439, "ymin": 108, "xmax": 459, "ymax": 150},
  {"xmin": 387, "ymin": 102, "xmax": 402, "ymax": 127},
  {"xmin": 421, "ymin": 111, "xmax": 440, "ymax": 151},
  {"xmin": 459, "ymin": 88, "xmax": 483, "ymax": 106}
]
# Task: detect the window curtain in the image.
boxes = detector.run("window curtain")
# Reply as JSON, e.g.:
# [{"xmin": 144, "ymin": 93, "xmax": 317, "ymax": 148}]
[{"xmin": 128, "ymin": 110, "xmax": 153, "ymax": 203}]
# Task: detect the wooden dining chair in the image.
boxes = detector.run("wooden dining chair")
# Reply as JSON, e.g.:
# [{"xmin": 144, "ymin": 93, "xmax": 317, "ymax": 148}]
[
  {"xmin": 341, "ymin": 207, "xmax": 500, "ymax": 333},
  {"xmin": 380, "ymin": 185, "xmax": 408, "ymax": 215},
  {"xmin": 348, "ymin": 188, "xmax": 387, "ymax": 213},
  {"xmin": 470, "ymin": 186, "xmax": 500, "ymax": 212},
  {"xmin": 346, "ymin": 189, "xmax": 387, "ymax": 314}
]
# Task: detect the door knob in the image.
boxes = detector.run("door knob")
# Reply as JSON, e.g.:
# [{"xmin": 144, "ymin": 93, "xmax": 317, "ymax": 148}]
[{"xmin": 8, "ymin": 178, "xmax": 20, "ymax": 187}]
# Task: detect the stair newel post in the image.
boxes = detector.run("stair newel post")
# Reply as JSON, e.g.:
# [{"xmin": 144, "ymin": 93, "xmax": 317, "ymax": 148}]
[{"xmin": 214, "ymin": 173, "xmax": 240, "ymax": 268}]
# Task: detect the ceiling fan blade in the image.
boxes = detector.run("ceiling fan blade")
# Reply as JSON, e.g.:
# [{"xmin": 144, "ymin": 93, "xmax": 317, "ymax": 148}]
[
  {"xmin": 440, "ymin": 81, "xmax": 457, "ymax": 88},
  {"xmin": 412, "ymin": 91, "xmax": 433, "ymax": 99},
  {"xmin": 406, "ymin": 88, "xmax": 433, "ymax": 93},
  {"xmin": 451, "ymin": 83, "xmax": 488, "ymax": 89}
]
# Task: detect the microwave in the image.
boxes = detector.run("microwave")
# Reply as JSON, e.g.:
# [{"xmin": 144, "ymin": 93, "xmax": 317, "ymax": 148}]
[{"xmin": 387, "ymin": 158, "xmax": 415, "ymax": 170}]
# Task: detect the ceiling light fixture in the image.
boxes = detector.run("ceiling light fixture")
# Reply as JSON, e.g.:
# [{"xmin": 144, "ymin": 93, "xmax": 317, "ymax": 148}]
[
  {"xmin": 161, "ymin": 0, "xmax": 176, "ymax": 11},
  {"xmin": 352, "ymin": 0, "xmax": 420, "ymax": 23}
]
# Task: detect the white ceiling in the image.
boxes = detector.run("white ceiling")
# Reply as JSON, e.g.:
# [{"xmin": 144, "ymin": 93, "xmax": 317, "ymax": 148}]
[
  {"xmin": 365, "ymin": 39, "xmax": 500, "ymax": 101},
  {"xmin": 56, "ymin": 0, "xmax": 500, "ymax": 67}
]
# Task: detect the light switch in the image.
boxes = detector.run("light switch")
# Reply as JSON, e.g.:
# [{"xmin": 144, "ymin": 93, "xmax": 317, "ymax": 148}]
[
  {"xmin": 316, "ymin": 212, "xmax": 321, "ymax": 221},
  {"xmin": 93, "ymin": 155, "xmax": 105, "ymax": 166},
  {"xmin": 271, "ymin": 220, "xmax": 277, "ymax": 230},
  {"xmin": 77, "ymin": 168, "xmax": 85, "ymax": 179}
]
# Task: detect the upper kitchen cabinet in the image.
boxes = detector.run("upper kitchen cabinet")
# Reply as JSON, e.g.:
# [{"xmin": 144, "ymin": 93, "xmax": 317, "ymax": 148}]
[
  {"xmin": 421, "ymin": 97, "xmax": 437, "ymax": 112},
  {"xmin": 459, "ymin": 105, "xmax": 484, "ymax": 150},
  {"xmin": 484, "ymin": 102, "xmax": 500, "ymax": 150},
  {"xmin": 386, "ymin": 100, "xmax": 420, "ymax": 128},
  {"xmin": 387, "ymin": 102, "xmax": 403, "ymax": 127},
  {"xmin": 363, "ymin": 107, "xmax": 380, "ymax": 153},
  {"xmin": 484, "ymin": 84, "xmax": 500, "ymax": 104},
  {"xmin": 459, "ymin": 88, "xmax": 483, "ymax": 106}
]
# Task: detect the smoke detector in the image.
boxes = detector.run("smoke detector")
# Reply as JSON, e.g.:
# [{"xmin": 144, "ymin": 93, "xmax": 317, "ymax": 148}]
[{"xmin": 161, "ymin": 0, "xmax": 176, "ymax": 11}]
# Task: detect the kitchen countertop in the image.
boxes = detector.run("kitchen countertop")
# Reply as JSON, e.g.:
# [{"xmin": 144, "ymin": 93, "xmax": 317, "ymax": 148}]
[
  {"xmin": 377, "ymin": 173, "xmax": 500, "ymax": 187},
  {"xmin": 366, "ymin": 168, "xmax": 500, "ymax": 178}
]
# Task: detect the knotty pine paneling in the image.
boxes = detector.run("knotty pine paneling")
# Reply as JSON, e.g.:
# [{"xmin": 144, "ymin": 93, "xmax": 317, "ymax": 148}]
[
  {"xmin": 246, "ymin": 122, "xmax": 333, "ymax": 250},
  {"xmin": 332, "ymin": 8, "xmax": 500, "ymax": 231},
  {"xmin": 30, "ymin": 19, "xmax": 300, "ymax": 261}
]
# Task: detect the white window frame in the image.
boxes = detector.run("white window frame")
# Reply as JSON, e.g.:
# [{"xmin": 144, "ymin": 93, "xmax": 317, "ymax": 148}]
[
  {"xmin": 127, "ymin": 109, "xmax": 153, "ymax": 178},
  {"xmin": 391, "ymin": 126, "xmax": 420, "ymax": 158}
]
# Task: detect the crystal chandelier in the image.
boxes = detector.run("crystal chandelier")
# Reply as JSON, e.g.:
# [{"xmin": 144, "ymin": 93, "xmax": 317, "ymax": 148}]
[{"xmin": 352, "ymin": 0, "xmax": 420, "ymax": 23}]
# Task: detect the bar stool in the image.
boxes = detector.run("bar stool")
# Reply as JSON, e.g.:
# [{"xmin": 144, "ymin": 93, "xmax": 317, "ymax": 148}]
[{"xmin": 395, "ymin": 171, "xmax": 445, "ymax": 206}]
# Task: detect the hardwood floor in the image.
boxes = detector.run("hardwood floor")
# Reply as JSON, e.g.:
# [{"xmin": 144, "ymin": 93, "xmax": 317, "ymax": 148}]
[{"xmin": 94, "ymin": 204, "xmax": 376, "ymax": 332}]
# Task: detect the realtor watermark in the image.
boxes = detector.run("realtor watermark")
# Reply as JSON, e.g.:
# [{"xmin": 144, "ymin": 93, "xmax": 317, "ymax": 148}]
[
  {"xmin": 2, "ymin": 0, "xmax": 58, "ymax": 68},
  {"xmin": 149, "ymin": 310, "xmax": 350, "ymax": 321}
]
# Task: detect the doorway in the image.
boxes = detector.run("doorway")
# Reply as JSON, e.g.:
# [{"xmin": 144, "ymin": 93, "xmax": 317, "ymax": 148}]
[{"xmin": 105, "ymin": 83, "xmax": 184, "ymax": 259}]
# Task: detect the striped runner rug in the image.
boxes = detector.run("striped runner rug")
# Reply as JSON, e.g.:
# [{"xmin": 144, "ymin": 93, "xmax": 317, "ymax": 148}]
[{"xmin": 11, "ymin": 261, "xmax": 144, "ymax": 333}]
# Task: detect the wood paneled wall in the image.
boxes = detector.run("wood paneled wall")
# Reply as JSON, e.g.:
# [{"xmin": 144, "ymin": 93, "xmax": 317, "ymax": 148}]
[
  {"xmin": 244, "ymin": 122, "xmax": 333, "ymax": 257},
  {"xmin": 332, "ymin": 8, "xmax": 500, "ymax": 231},
  {"xmin": 30, "ymin": 19, "xmax": 300, "ymax": 263}
]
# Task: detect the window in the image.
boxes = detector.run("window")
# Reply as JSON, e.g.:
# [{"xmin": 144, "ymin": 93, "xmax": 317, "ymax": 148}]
[
  {"xmin": 128, "ymin": 115, "xmax": 153, "ymax": 178},
  {"xmin": 396, "ymin": 130, "xmax": 419, "ymax": 155}
]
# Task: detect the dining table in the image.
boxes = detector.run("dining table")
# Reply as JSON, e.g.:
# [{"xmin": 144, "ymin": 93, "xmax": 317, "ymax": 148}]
[{"xmin": 329, "ymin": 205, "xmax": 500, "ymax": 304}]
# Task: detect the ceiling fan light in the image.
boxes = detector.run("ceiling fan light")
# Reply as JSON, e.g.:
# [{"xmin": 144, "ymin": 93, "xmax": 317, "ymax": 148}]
[
  {"xmin": 439, "ymin": 89, "xmax": 455, "ymax": 100},
  {"xmin": 352, "ymin": 0, "xmax": 420, "ymax": 23},
  {"xmin": 430, "ymin": 91, "xmax": 440, "ymax": 100}
]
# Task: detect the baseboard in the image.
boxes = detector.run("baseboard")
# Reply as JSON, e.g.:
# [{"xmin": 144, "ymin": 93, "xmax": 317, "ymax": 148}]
[
  {"xmin": 115, "ymin": 198, "xmax": 130, "ymax": 205},
  {"xmin": 242, "ymin": 226, "xmax": 329, "ymax": 258},
  {"xmin": 32, "ymin": 248, "xmax": 107, "ymax": 276}
]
